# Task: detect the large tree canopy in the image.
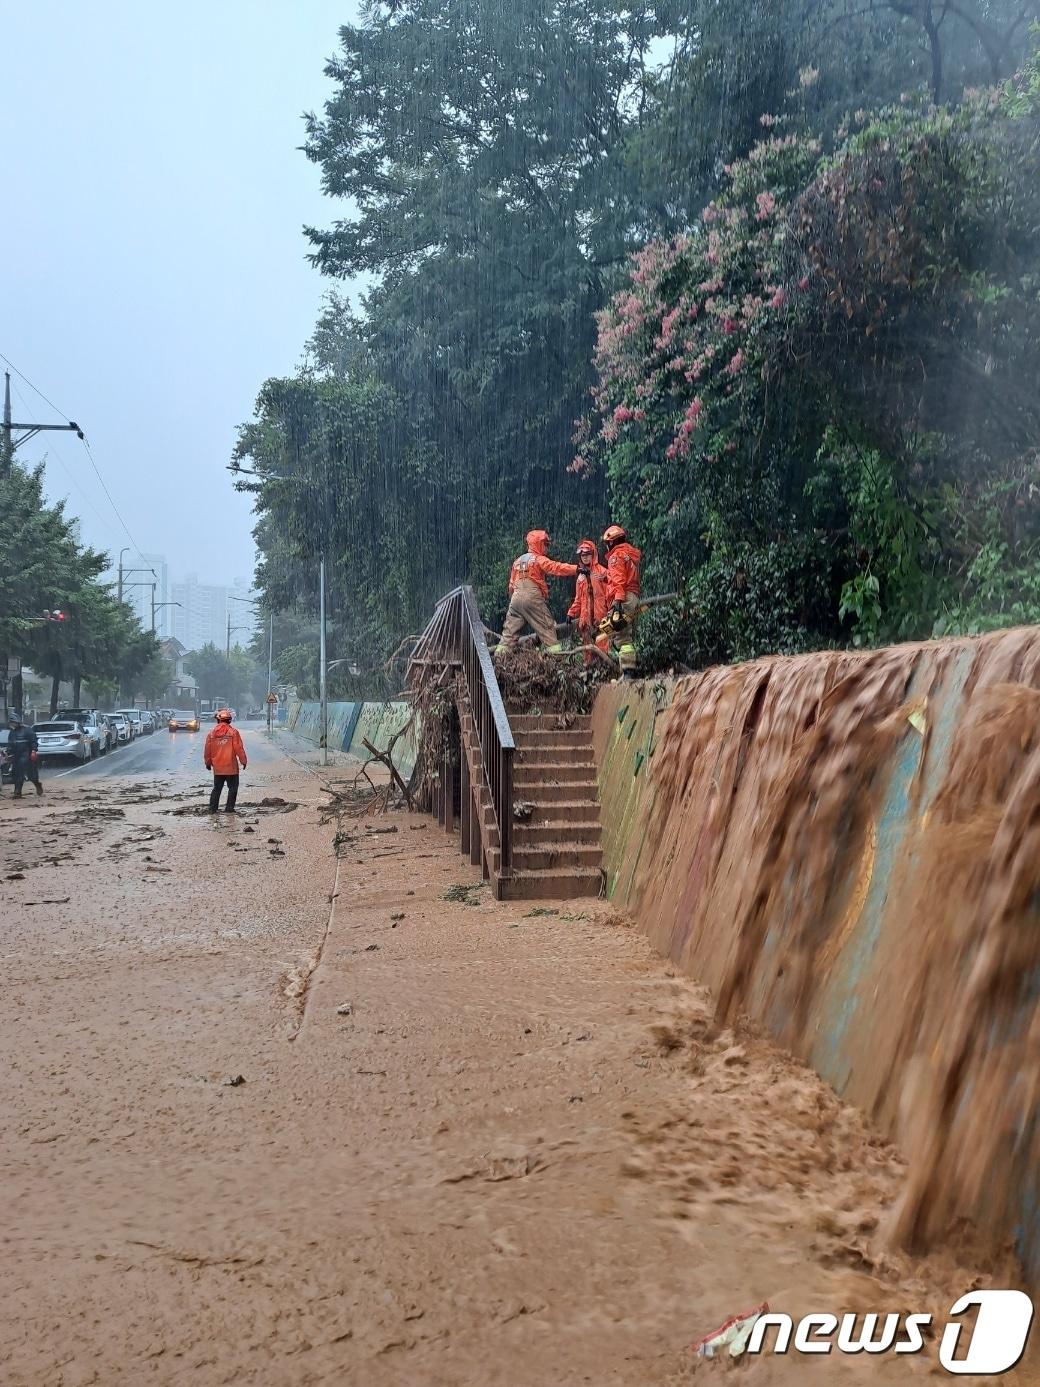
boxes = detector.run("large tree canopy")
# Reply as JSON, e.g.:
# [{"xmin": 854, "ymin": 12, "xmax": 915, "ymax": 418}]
[{"xmin": 241, "ymin": 1, "xmax": 1039, "ymax": 671}]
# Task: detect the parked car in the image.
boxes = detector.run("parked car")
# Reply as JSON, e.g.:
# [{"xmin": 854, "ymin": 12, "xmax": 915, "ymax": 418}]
[
  {"xmin": 138, "ymin": 711, "xmax": 155, "ymax": 734},
  {"xmin": 57, "ymin": 709, "xmax": 114, "ymax": 754},
  {"xmin": 34, "ymin": 720, "xmax": 93, "ymax": 763},
  {"xmin": 168, "ymin": 709, "xmax": 201, "ymax": 732},
  {"xmin": 0, "ymin": 729, "xmax": 11, "ymax": 783},
  {"xmin": 113, "ymin": 708, "xmax": 144, "ymax": 738},
  {"xmin": 108, "ymin": 713, "xmax": 133, "ymax": 745}
]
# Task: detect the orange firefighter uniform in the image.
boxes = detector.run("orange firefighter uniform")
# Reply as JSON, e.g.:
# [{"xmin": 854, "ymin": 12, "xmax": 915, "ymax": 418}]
[
  {"xmin": 496, "ymin": 530, "xmax": 576, "ymax": 652},
  {"xmin": 601, "ymin": 525, "xmax": 642, "ymax": 674},
  {"xmin": 205, "ymin": 712, "xmax": 248, "ymax": 812},
  {"xmin": 567, "ymin": 539, "xmax": 610, "ymax": 661}
]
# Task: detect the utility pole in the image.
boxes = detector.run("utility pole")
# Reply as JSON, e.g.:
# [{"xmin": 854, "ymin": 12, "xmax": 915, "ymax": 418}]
[
  {"xmin": 226, "ymin": 610, "xmax": 231, "ymax": 660},
  {"xmin": 267, "ymin": 613, "xmax": 275, "ymax": 731},
  {"xmin": 149, "ymin": 583, "xmax": 157, "ymax": 635},
  {"xmin": 319, "ymin": 553, "xmax": 328, "ymax": 767},
  {"xmin": 116, "ymin": 547, "xmax": 129, "ymax": 604},
  {"xmin": 2, "ymin": 373, "xmax": 10, "ymax": 471},
  {"xmin": 1, "ymin": 371, "xmax": 84, "ymax": 474}
]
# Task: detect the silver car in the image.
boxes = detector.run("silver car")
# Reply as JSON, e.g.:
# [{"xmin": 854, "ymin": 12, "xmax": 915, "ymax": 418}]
[{"xmin": 34, "ymin": 720, "xmax": 93, "ymax": 763}]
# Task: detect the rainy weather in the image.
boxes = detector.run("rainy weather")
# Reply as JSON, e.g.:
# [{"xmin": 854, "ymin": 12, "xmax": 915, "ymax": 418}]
[{"xmin": 3, "ymin": 1, "xmax": 1040, "ymax": 1382}]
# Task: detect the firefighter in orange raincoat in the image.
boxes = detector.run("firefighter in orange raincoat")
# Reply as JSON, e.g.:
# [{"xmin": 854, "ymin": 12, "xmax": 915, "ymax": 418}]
[
  {"xmin": 600, "ymin": 524, "xmax": 642, "ymax": 675},
  {"xmin": 567, "ymin": 539, "xmax": 610, "ymax": 662},
  {"xmin": 495, "ymin": 529, "xmax": 576, "ymax": 653},
  {"xmin": 204, "ymin": 708, "xmax": 248, "ymax": 812}
]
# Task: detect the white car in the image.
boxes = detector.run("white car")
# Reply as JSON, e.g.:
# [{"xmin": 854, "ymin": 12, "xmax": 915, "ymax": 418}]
[
  {"xmin": 35, "ymin": 720, "xmax": 93, "ymax": 763},
  {"xmin": 138, "ymin": 711, "xmax": 155, "ymax": 735},
  {"xmin": 109, "ymin": 713, "xmax": 133, "ymax": 745},
  {"xmin": 114, "ymin": 708, "xmax": 145, "ymax": 738}
]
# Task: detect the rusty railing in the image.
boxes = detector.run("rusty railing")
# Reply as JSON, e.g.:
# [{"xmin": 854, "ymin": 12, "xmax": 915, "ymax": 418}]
[{"xmin": 408, "ymin": 585, "xmax": 515, "ymax": 879}]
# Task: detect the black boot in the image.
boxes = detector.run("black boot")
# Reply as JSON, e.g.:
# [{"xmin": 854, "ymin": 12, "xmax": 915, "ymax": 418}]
[
  {"xmin": 34, "ymin": 780, "xmax": 43, "ymax": 796},
  {"xmin": 13, "ymin": 786, "xmax": 22, "ymax": 799}
]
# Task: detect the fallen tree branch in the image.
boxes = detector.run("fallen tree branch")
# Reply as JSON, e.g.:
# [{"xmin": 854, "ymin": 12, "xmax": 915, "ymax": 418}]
[{"xmin": 361, "ymin": 735, "xmax": 415, "ymax": 811}]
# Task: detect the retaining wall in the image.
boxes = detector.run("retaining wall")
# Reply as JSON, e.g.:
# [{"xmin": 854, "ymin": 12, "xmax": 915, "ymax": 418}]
[
  {"xmin": 593, "ymin": 629, "xmax": 1040, "ymax": 1283},
  {"xmin": 285, "ymin": 700, "xmax": 417, "ymax": 778}
]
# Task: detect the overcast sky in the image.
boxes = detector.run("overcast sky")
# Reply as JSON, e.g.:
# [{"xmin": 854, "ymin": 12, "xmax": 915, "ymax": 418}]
[{"xmin": 2, "ymin": 2, "xmax": 359, "ymax": 588}]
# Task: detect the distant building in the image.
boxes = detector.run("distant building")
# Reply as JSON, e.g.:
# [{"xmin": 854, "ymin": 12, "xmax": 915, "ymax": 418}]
[
  {"xmin": 160, "ymin": 637, "xmax": 197, "ymax": 708},
  {"xmin": 124, "ymin": 552, "xmax": 171, "ymax": 637},
  {"xmin": 167, "ymin": 574, "xmax": 256, "ymax": 653}
]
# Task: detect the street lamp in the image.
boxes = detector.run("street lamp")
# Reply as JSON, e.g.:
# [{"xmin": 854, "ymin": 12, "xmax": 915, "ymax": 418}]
[
  {"xmin": 229, "ymin": 594, "xmax": 276, "ymax": 731},
  {"xmin": 227, "ymin": 463, "xmax": 328, "ymax": 763}
]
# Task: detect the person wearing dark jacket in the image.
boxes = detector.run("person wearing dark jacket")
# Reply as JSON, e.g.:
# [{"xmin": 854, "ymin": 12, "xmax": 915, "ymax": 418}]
[{"xmin": 7, "ymin": 713, "xmax": 43, "ymax": 798}]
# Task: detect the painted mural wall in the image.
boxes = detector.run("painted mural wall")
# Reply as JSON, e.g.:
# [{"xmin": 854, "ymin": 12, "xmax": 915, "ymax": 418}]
[
  {"xmin": 593, "ymin": 628, "xmax": 1040, "ymax": 1282},
  {"xmin": 285, "ymin": 699, "xmax": 417, "ymax": 778}
]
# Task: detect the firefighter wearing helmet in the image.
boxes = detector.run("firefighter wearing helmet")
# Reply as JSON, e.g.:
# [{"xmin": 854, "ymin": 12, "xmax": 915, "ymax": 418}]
[
  {"xmin": 204, "ymin": 708, "xmax": 248, "ymax": 813},
  {"xmin": 599, "ymin": 524, "xmax": 642, "ymax": 676},
  {"xmin": 494, "ymin": 529, "xmax": 577, "ymax": 654},
  {"xmin": 567, "ymin": 538, "xmax": 610, "ymax": 663}
]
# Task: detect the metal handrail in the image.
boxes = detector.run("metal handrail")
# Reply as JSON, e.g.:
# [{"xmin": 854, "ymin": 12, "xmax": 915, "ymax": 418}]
[{"xmin": 409, "ymin": 585, "xmax": 515, "ymax": 877}]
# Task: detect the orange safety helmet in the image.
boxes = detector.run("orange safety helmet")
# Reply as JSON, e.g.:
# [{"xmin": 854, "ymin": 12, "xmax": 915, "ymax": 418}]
[
  {"xmin": 215, "ymin": 708, "xmax": 233, "ymax": 723},
  {"xmin": 602, "ymin": 524, "xmax": 627, "ymax": 549},
  {"xmin": 576, "ymin": 538, "xmax": 598, "ymax": 560}
]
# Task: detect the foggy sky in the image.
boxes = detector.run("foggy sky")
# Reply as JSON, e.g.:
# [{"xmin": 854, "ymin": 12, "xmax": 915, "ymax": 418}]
[{"xmin": 2, "ymin": 2, "xmax": 359, "ymax": 588}]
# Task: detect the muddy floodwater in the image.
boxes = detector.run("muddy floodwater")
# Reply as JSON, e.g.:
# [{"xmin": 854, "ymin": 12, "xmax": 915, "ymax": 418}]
[{"xmin": 0, "ymin": 726, "xmax": 1034, "ymax": 1383}]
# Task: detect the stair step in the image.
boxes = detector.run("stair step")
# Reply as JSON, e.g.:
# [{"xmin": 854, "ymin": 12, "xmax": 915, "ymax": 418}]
[
  {"xmin": 510, "ymin": 714, "xmax": 593, "ymax": 734},
  {"xmin": 512, "ymin": 781, "xmax": 598, "ymax": 804},
  {"xmin": 490, "ymin": 847, "xmax": 602, "ymax": 874},
  {"xmin": 514, "ymin": 765, "xmax": 596, "ymax": 786},
  {"xmin": 514, "ymin": 821, "xmax": 601, "ymax": 844},
  {"xmin": 512, "ymin": 731, "xmax": 594, "ymax": 751},
  {"xmin": 499, "ymin": 867, "xmax": 604, "ymax": 901},
  {"xmin": 510, "ymin": 799, "xmax": 602, "ymax": 819},
  {"xmin": 515, "ymin": 749, "xmax": 595, "ymax": 769},
  {"xmin": 515, "ymin": 845, "xmax": 602, "ymax": 871}
]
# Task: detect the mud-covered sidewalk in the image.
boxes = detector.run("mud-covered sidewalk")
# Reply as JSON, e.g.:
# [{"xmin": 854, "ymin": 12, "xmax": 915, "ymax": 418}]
[{"xmin": 0, "ymin": 731, "xmax": 1018, "ymax": 1385}]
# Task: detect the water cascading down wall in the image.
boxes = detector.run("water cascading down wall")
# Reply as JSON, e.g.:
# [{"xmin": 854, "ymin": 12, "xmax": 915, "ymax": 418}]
[{"xmin": 593, "ymin": 628, "xmax": 1040, "ymax": 1283}]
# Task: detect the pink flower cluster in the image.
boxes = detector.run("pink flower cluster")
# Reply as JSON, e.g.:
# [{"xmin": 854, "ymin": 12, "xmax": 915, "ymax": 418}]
[
  {"xmin": 664, "ymin": 397, "xmax": 705, "ymax": 460},
  {"xmin": 756, "ymin": 191, "xmax": 777, "ymax": 221}
]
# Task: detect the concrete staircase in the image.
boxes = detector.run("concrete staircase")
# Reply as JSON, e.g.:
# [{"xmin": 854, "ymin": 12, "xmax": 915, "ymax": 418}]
[{"xmin": 496, "ymin": 713, "xmax": 604, "ymax": 900}]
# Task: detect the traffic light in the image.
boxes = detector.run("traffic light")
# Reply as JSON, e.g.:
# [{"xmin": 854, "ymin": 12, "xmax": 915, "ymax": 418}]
[{"xmin": 41, "ymin": 610, "xmax": 67, "ymax": 623}]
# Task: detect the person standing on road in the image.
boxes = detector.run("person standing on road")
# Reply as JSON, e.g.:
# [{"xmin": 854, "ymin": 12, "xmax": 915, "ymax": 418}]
[
  {"xmin": 7, "ymin": 713, "xmax": 43, "ymax": 799},
  {"xmin": 204, "ymin": 709, "xmax": 247, "ymax": 813}
]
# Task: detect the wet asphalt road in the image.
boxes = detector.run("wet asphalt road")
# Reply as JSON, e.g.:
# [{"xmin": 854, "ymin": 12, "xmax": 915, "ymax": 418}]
[{"xmin": 43, "ymin": 719, "xmax": 274, "ymax": 783}]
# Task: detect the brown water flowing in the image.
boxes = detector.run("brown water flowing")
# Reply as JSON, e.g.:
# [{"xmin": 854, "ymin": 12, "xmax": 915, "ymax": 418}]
[{"xmin": 594, "ymin": 626, "xmax": 1040, "ymax": 1281}]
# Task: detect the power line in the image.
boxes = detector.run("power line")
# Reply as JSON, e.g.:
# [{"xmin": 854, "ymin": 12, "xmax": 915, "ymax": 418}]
[
  {"xmin": 1, "ymin": 349, "xmax": 146, "ymax": 561},
  {"xmin": 0, "ymin": 351, "xmax": 67, "ymax": 418},
  {"xmin": 9, "ymin": 378, "xmax": 120, "ymax": 547}
]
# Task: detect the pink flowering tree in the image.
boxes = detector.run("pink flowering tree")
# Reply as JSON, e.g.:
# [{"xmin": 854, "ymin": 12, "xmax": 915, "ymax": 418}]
[{"xmin": 576, "ymin": 87, "xmax": 1040, "ymax": 662}]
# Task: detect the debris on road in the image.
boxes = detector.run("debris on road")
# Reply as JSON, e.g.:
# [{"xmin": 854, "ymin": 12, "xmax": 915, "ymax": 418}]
[
  {"xmin": 220, "ymin": 1074, "xmax": 246, "ymax": 1087},
  {"xmin": 336, "ymin": 1002, "xmax": 353, "ymax": 1016},
  {"xmin": 691, "ymin": 1302, "xmax": 769, "ymax": 1358}
]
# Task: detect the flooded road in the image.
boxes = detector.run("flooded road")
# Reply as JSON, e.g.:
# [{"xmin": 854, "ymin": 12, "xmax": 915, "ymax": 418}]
[{"xmin": 0, "ymin": 726, "xmax": 1020, "ymax": 1384}]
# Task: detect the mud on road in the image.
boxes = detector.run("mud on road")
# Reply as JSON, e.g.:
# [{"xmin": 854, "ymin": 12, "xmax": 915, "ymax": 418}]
[{"xmin": 0, "ymin": 731, "xmax": 1025, "ymax": 1384}]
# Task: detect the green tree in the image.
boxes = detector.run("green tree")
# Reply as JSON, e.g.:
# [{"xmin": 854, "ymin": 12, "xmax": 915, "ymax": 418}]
[
  {"xmin": 579, "ymin": 76, "xmax": 1040, "ymax": 661},
  {"xmin": 184, "ymin": 644, "xmax": 233, "ymax": 702}
]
